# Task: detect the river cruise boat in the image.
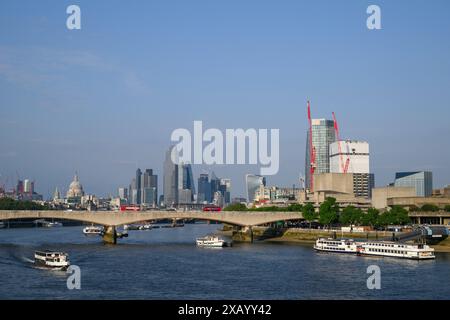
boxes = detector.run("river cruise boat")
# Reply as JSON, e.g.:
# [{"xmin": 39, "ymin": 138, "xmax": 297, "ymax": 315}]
[
  {"xmin": 314, "ymin": 238, "xmax": 359, "ymax": 254},
  {"xmin": 196, "ymin": 235, "xmax": 227, "ymax": 247},
  {"xmin": 34, "ymin": 250, "xmax": 70, "ymax": 270},
  {"xmin": 356, "ymin": 241, "xmax": 435, "ymax": 260},
  {"xmin": 83, "ymin": 225, "xmax": 103, "ymax": 236}
]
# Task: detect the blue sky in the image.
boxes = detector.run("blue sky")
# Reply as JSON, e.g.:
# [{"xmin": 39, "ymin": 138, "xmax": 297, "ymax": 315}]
[{"xmin": 1, "ymin": 0, "xmax": 449, "ymax": 198}]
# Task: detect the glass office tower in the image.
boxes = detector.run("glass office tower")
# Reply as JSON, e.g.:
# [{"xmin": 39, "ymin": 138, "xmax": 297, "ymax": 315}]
[
  {"xmin": 305, "ymin": 119, "xmax": 336, "ymax": 190},
  {"xmin": 394, "ymin": 171, "xmax": 433, "ymax": 197}
]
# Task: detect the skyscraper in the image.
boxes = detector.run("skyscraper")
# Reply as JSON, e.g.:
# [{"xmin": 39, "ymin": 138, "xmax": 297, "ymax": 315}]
[
  {"xmin": 163, "ymin": 146, "xmax": 178, "ymax": 207},
  {"xmin": 245, "ymin": 174, "xmax": 266, "ymax": 203},
  {"xmin": 178, "ymin": 162, "xmax": 195, "ymax": 203},
  {"xmin": 118, "ymin": 187, "xmax": 128, "ymax": 200},
  {"xmin": 135, "ymin": 168, "xmax": 142, "ymax": 204},
  {"xmin": 198, "ymin": 173, "xmax": 211, "ymax": 203},
  {"xmin": 141, "ymin": 169, "xmax": 158, "ymax": 207},
  {"xmin": 305, "ymin": 119, "xmax": 336, "ymax": 190}
]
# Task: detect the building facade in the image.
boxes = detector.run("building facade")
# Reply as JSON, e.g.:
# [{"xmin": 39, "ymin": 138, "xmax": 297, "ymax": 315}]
[
  {"xmin": 305, "ymin": 119, "xmax": 336, "ymax": 190},
  {"xmin": 163, "ymin": 146, "xmax": 179, "ymax": 207},
  {"xmin": 246, "ymin": 174, "xmax": 266, "ymax": 203},
  {"xmin": 394, "ymin": 171, "xmax": 433, "ymax": 197}
]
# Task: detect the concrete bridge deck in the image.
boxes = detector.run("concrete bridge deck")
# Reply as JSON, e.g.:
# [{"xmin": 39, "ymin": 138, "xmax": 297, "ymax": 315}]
[{"xmin": 0, "ymin": 210, "xmax": 304, "ymax": 227}]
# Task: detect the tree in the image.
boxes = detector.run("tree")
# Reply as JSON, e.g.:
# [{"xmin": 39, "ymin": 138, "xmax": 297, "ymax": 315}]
[
  {"xmin": 302, "ymin": 203, "xmax": 317, "ymax": 228},
  {"xmin": 318, "ymin": 197, "xmax": 339, "ymax": 229},
  {"xmin": 361, "ymin": 208, "xmax": 380, "ymax": 228},
  {"xmin": 445, "ymin": 205, "xmax": 450, "ymax": 213},
  {"xmin": 223, "ymin": 203, "xmax": 247, "ymax": 211},
  {"xmin": 287, "ymin": 203, "xmax": 303, "ymax": 212},
  {"xmin": 420, "ymin": 204, "xmax": 439, "ymax": 212},
  {"xmin": 0, "ymin": 198, "xmax": 49, "ymax": 210},
  {"xmin": 377, "ymin": 206, "xmax": 410, "ymax": 228},
  {"xmin": 339, "ymin": 206, "xmax": 363, "ymax": 229}
]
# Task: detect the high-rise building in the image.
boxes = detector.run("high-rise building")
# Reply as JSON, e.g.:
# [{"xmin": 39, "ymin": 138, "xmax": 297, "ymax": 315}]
[
  {"xmin": 178, "ymin": 163, "xmax": 195, "ymax": 203},
  {"xmin": 141, "ymin": 169, "xmax": 158, "ymax": 207},
  {"xmin": 330, "ymin": 140, "xmax": 374, "ymax": 198},
  {"xmin": 118, "ymin": 187, "xmax": 128, "ymax": 201},
  {"xmin": 163, "ymin": 146, "xmax": 179, "ymax": 207},
  {"xmin": 394, "ymin": 171, "xmax": 433, "ymax": 197},
  {"xmin": 197, "ymin": 174, "xmax": 211, "ymax": 203},
  {"xmin": 135, "ymin": 168, "xmax": 142, "ymax": 204},
  {"xmin": 23, "ymin": 179, "xmax": 32, "ymax": 193},
  {"xmin": 220, "ymin": 178, "xmax": 231, "ymax": 205},
  {"xmin": 305, "ymin": 119, "xmax": 336, "ymax": 190},
  {"xmin": 245, "ymin": 174, "xmax": 266, "ymax": 203}
]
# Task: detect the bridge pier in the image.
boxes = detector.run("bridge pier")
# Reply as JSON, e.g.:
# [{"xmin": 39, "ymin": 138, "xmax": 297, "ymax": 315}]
[
  {"xmin": 232, "ymin": 226, "xmax": 254, "ymax": 243},
  {"xmin": 102, "ymin": 226, "xmax": 117, "ymax": 245}
]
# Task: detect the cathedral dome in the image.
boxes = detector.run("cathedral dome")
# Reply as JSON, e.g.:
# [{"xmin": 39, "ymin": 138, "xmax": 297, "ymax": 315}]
[{"xmin": 66, "ymin": 173, "xmax": 84, "ymax": 198}]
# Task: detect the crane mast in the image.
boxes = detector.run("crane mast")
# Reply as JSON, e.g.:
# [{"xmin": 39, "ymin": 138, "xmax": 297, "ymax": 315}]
[
  {"xmin": 307, "ymin": 101, "xmax": 316, "ymax": 191},
  {"xmin": 332, "ymin": 112, "xmax": 350, "ymax": 173}
]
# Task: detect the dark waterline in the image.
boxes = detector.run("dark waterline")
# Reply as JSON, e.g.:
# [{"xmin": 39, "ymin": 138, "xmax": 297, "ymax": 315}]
[{"xmin": 0, "ymin": 225, "xmax": 449, "ymax": 300}]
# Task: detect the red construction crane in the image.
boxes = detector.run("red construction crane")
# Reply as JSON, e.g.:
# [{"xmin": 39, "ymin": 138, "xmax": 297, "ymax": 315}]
[
  {"xmin": 307, "ymin": 101, "xmax": 316, "ymax": 191},
  {"xmin": 332, "ymin": 112, "xmax": 350, "ymax": 173}
]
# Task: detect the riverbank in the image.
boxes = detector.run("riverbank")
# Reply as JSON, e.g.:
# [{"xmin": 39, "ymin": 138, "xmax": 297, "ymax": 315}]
[{"xmin": 223, "ymin": 226, "xmax": 450, "ymax": 253}]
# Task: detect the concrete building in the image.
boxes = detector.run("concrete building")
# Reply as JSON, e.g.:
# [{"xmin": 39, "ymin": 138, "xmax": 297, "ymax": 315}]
[
  {"xmin": 394, "ymin": 171, "xmax": 433, "ymax": 197},
  {"xmin": 330, "ymin": 140, "xmax": 374, "ymax": 198},
  {"xmin": 310, "ymin": 173, "xmax": 371, "ymax": 208},
  {"xmin": 118, "ymin": 187, "xmax": 128, "ymax": 201},
  {"xmin": 371, "ymin": 186, "xmax": 417, "ymax": 209},
  {"xmin": 246, "ymin": 174, "xmax": 266, "ymax": 203},
  {"xmin": 305, "ymin": 118, "xmax": 336, "ymax": 190}
]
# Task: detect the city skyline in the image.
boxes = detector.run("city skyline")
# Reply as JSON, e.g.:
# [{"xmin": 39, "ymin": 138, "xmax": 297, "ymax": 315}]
[{"xmin": 1, "ymin": 1, "xmax": 450, "ymax": 197}]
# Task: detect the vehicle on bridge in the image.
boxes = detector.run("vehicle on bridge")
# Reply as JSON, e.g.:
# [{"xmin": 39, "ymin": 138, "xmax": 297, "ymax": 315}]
[
  {"xmin": 202, "ymin": 205, "xmax": 221, "ymax": 212},
  {"xmin": 120, "ymin": 205, "xmax": 140, "ymax": 212}
]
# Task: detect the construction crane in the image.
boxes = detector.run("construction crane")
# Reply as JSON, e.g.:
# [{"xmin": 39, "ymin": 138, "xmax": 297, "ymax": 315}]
[
  {"xmin": 307, "ymin": 101, "xmax": 316, "ymax": 191},
  {"xmin": 331, "ymin": 112, "xmax": 350, "ymax": 173}
]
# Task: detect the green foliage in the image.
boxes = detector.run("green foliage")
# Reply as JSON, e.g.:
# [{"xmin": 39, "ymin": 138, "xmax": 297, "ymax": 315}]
[
  {"xmin": 339, "ymin": 206, "xmax": 363, "ymax": 226},
  {"xmin": 377, "ymin": 206, "xmax": 410, "ymax": 227},
  {"xmin": 225, "ymin": 203, "xmax": 304, "ymax": 212},
  {"xmin": 420, "ymin": 204, "xmax": 440, "ymax": 212},
  {"xmin": 361, "ymin": 208, "xmax": 380, "ymax": 227},
  {"xmin": 223, "ymin": 203, "xmax": 247, "ymax": 211},
  {"xmin": 302, "ymin": 203, "xmax": 317, "ymax": 225},
  {"xmin": 445, "ymin": 205, "xmax": 450, "ymax": 213},
  {"xmin": 0, "ymin": 198, "xmax": 49, "ymax": 210},
  {"xmin": 318, "ymin": 197, "xmax": 339, "ymax": 227}
]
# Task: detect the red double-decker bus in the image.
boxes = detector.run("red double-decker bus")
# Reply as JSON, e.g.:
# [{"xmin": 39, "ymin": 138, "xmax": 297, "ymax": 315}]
[
  {"xmin": 120, "ymin": 205, "xmax": 140, "ymax": 212},
  {"xmin": 202, "ymin": 205, "xmax": 222, "ymax": 212}
]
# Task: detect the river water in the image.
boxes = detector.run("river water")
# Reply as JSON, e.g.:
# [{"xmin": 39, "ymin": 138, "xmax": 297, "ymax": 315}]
[{"xmin": 0, "ymin": 224, "xmax": 449, "ymax": 300}]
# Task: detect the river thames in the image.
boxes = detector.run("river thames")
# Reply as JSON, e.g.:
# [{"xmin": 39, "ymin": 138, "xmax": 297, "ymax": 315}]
[{"xmin": 0, "ymin": 224, "xmax": 449, "ymax": 300}]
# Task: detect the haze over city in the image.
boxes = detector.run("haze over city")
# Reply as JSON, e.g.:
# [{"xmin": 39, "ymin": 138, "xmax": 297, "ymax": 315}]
[{"xmin": 1, "ymin": 0, "xmax": 450, "ymax": 198}]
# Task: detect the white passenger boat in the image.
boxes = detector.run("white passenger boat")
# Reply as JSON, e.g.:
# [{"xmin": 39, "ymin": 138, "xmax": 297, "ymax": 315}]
[
  {"xmin": 41, "ymin": 221, "xmax": 63, "ymax": 228},
  {"xmin": 314, "ymin": 238, "xmax": 359, "ymax": 254},
  {"xmin": 196, "ymin": 235, "xmax": 226, "ymax": 247},
  {"xmin": 83, "ymin": 225, "xmax": 103, "ymax": 236},
  {"xmin": 314, "ymin": 238, "xmax": 435, "ymax": 260},
  {"xmin": 34, "ymin": 251, "xmax": 70, "ymax": 270},
  {"xmin": 356, "ymin": 241, "xmax": 435, "ymax": 260}
]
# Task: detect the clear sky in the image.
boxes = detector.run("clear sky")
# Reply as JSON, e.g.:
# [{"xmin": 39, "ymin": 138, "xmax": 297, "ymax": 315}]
[{"xmin": 1, "ymin": 0, "xmax": 449, "ymax": 199}]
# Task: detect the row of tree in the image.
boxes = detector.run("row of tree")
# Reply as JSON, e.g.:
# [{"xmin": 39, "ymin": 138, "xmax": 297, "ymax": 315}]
[
  {"xmin": 224, "ymin": 197, "xmax": 411, "ymax": 228},
  {"xmin": 410, "ymin": 204, "xmax": 450, "ymax": 212},
  {"xmin": 0, "ymin": 198, "xmax": 49, "ymax": 210}
]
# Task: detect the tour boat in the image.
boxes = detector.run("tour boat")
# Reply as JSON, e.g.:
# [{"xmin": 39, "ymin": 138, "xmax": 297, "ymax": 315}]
[
  {"xmin": 0, "ymin": 221, "xmax": 4, "ymax": 229},
  {"xmin": 41, "ymin": 221, "xmax": 63, "ymax": 228},
  {"xmin": 34, "ymin": 250, "xmax": 70, "ymax": 270},
  {"xmin": 314, "ymin": 238, "xmax": 435, "ymax": 260},
  {"xmin": 356, "ymin": 241, "xmax": 435, "ymax": 260},
  {"xmin": 196, "ymin": 235, "xmax": 226, "ymax": 247},
  {"xmin": 314, "ymin": 238, "xmax": 359, "ymax": 254},
  {"xmin": 83, "ymin": 225, "xmax": 103, "ymax": 236}
]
